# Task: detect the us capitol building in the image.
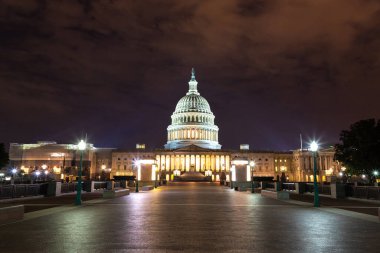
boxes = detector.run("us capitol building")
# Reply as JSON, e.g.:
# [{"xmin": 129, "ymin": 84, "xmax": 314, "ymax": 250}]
[{"xmin": 8, "ymin": 69, "xmax": 339, "ymax": 183}]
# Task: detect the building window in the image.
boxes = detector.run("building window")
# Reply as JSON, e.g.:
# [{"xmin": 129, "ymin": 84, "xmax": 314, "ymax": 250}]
[
  {"xmin": 117, "ymin": 165, "xmax": 120, "ymax": 170},
  {"xmin": 124, "ymin": 165, "xmax": 127, "ymax": 170},
  {"xmin": 118, "ymin": 158, "xmax": 121, "ymax": 160}
]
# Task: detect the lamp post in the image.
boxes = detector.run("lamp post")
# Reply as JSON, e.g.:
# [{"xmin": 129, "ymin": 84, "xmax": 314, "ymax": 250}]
[
  {"xmin": 11, "ymin": 168, "xmax": 17, "ymax": 184},
  {"xmin": 154, "ymin": 164, "xmax": 158, "ymax": 188},
  {"xmin": 44, "ymin": 170, "xmax": 49, "ymax": 181},
  {"xmin": 75, "ymin": 140, "xmax": 86, "ymax": 205},
  {"xmin": 310, "ymin": 141, "xmax": 320, "ymax": 207},
  {"xmin": 135, "ymin": 161, "xmax": 140, "ymax": 193},
  {"xmin": 35, "ymin": 170, "xmax": 41, "ymax": 182},
  {"xmin": 250, "ymin": 161, "xmax": 255, "ymax": 193}
]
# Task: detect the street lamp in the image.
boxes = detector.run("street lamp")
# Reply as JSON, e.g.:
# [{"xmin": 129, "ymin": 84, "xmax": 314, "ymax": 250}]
[
  {"xmin": 35, "ymin": 170, "xmax": 41, "ymax": 182},
  {"xmin": 135, "ymin": 160, "xmax": 141, "ymax": 193},
  {"xmin": 44, "ymin": 169, "xmax": 49, "ymax": 181},
  {"xmin": 11, "ymin": 168, "xmax": 17, "ymax": 184},
  {"xmin": 154, "ymin": 164, "xmax": 158, "ymax": 188},
  {"xmin": 310, "ymin": 141, "xmax": 320, "ymax": 207},
  {"xmin": 250, "ymin": 161, "xmax": 255, "ymax": 193},
  {"xmin": 75, "ymin": 139, "xmax": 86, "ymax": 205}
]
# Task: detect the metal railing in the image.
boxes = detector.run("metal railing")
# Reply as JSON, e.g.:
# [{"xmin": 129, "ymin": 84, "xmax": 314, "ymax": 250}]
[
  {"xmin": 61, "ymin": 182, "xmax": 77, "ymax": 193},
  {"xmin": 0, "ymin": 184, "xmax": 44, "ymax": 199},
  {"xmin": 282, "ymin": 183, "xmax": 296, "ymax": 191},
  {"xmin": 346, "ymin": 185, "xmax": 380, "ymax": 200},
  {"xmin": 305, "ymin": 183, "xmax": 331, "ymax": 195},
  {"xmin": 94, "ymin": 181, "xmax": 107, "ymax": 190}
]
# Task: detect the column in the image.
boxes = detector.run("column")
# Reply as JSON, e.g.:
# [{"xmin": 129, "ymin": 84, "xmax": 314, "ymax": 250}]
[
  {"xmin": 171, "ymin": 155, "xmax": 175, "ymax": 171},
  {"xmin": 156, "ymin": 155, "xmax": 160, "ymax": 170},
  {"xmin": 166, "ymin": 155, "xmax": 170, "ymax": 172},
  {"xmin": 201, "ymin": 155, "xmax": 205, "ymax": 172},
  {"xmin": 181, "ymin": 155, "xmax": 185, "ymax": 171},
  {"xmin": 185, "ymin": 155, "xmax": 190, "ymax": 172},
  {"xmin": 206, "ymin": 155, "xmax": 210, "ymax": 170},
  {"xmin": 191, "ymin": 155, "xmax": 195, "ymax": 171},
  {"xmin": 196, "ymin": 155, "xmax": 200, "ymax": 172}
]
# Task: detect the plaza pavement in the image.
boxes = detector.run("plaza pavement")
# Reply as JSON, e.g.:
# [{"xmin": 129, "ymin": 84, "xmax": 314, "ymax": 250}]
[{"xmin": 0, "ymin": 182, "xmax": 379, "ymax": 252}]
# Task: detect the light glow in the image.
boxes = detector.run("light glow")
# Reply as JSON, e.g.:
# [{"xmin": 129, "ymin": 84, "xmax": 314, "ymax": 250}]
[
  {"xmin": 35, "ymin": 171, "xmax": 41, "ymax": 176},
  {"xmin": 137, "ymin": 164, "xmax": 141, "ymax": 181},
  {"xmin": 231, "ymin": 160, "xmax": 248, "ymax": 165},
  {"xmin": 246, "ymin": 165, "xmax": 251, "ymax": 181},
  {"xmin": 11, "ymin": 168, "xmax": 17, "ymax": 174},
  {"xmin": 373, "ymin": 171, "xmax": 378, "ymax": 176},
  {"xmin": 151, "ymin": 165, "xmax": 157, "ymax": 180},
  {"xmin": 310, "ymin": 141, "xmax": 319, "ymax": 152},
  {"xmin": 136, "ymin": 159, "xmax": 156, "ymax": 165},
  {"xmin": 51, "ymin": 153, "xmax": 65, "ymax": 157},
  {"xmin": 249, "ymin": 161, "xmax": 255, "ymax": 167},
  {"xmin": 41, "ymin": 164, "xmax": 47, "ymax": 170},
  {"xmin": 231, "ymin": 165, "xmax": 236, "ymax": 181},
  {"xmin": 78, "ymin": 140, "xmax": 86, "ymax": 151},
  {"xmin": 53, "ymin": 166, "xmax": 61, "ymax": 173},
  {"xmin": 44, "ymin": 170, "xmax": 49, "ymax": 175}
]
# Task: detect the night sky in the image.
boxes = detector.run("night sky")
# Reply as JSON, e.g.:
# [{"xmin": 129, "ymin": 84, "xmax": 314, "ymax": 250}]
[{"xmin": 1, "ymin": 0, "xmax": 380, "ymax": 151}]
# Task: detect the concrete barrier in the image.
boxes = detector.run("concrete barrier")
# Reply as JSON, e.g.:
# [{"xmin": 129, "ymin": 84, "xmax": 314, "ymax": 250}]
[
  {"xmin": 0, "ymin": 205, "xmax": 24, "ymax": 225},
  {"xmin": 261, "ymin": 190, "xmax": 289, "ymax": 200},
  {"xmin": 102, "ymin": 189, "xmax": 130, "ymax": 199},
  {"xmin": 142, "ymin": 186, "xmax": 154, "ymax": 191}
]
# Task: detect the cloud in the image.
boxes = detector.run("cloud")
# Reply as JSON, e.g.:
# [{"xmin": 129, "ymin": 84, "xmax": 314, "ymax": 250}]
[{"xmin": 0, "ymin": 0, "xmax": 379, "ymax": 149}]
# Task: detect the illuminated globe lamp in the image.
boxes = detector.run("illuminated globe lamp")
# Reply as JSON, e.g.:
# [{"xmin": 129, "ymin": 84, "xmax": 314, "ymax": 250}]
[
  {"xmin": 310, "ymin": 141, "xmax": 320, "ymax": 207},
  {"xmin": 75, "ymin": 139, "xmax": 86, "ymax": 205}
]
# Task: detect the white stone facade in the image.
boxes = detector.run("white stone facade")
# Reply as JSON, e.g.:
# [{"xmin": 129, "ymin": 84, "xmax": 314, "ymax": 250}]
[{"xmin": 164, "ymin": 69, "xmax": 221, "ymax": 150}]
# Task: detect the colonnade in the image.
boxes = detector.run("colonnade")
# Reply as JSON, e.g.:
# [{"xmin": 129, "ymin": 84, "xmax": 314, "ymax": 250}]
[
  {"xmin": 156, "ymin": 154, "xmax": 230, "ymax": 173},
  {"xmin": 167, "ymin": 129, "xmax": 218, "ymax": 141}
]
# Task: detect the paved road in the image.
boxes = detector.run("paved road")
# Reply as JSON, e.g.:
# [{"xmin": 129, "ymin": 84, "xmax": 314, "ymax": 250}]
[{"xmin": 0, "ymin": 182, "xmax": 379, "ymax": 252}]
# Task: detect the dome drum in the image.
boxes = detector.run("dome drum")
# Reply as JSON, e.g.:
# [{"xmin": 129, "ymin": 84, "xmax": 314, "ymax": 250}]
[{"xmin": 165, "ymin": 69, "xmax": 221, "ymax": 150}]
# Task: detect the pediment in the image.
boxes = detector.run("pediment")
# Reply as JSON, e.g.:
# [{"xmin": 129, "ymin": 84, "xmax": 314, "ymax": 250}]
[{"xmin": 172, "ymin": 144, "xmax": 214, "ymax": 152}]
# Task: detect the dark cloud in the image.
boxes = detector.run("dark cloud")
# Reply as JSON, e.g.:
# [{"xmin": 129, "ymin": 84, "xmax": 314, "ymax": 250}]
[{"xmin": 0, "ymin": 0, "xmax": 380, "ymax": 150}]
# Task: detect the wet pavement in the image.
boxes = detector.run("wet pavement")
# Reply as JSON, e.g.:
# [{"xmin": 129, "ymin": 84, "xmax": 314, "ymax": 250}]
[
  {"xmin": 0, "ymin": 182, "xmax": 379, "ymax": 252},
  {"xmin": 290, "ymin": 193, "xmax": 380, "ymax": 216},
  {"xmin": 0, "ymin": 192, "xmax": 103, "ymax": 213}
]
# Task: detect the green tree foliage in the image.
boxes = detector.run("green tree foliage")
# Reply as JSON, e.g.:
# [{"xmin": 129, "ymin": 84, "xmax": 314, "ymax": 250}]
[
  {"xmin": 335, "ymin": 119, "xmax": 380, "ymax": 176},
  {"xmin": 0, "ymin": 143, "xmax": 9, "ymax": 169}
]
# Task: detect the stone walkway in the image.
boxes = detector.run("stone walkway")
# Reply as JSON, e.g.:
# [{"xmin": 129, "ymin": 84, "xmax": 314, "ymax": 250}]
[{"xmin": 0, "ymin": 182, "xmax": 379, "ymax": 252}]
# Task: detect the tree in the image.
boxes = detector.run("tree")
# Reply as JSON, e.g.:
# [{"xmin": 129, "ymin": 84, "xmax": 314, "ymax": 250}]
[
  {"xmin": 0, "ymin": 143, "xmax": 9, "ymax": 169},
  {"xmin": 335, "ymin": 119, "xmax": 380, "ymax": 179}
]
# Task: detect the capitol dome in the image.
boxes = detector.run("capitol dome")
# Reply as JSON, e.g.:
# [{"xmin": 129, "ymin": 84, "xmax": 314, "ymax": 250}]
[{"xmin": 164, "ymin": 68, "xmax": 221, "ymax": 150}]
